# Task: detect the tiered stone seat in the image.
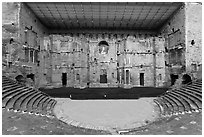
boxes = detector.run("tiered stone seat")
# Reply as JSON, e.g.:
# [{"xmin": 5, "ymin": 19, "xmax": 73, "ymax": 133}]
[
  {"xmin": 21, "ymin": 92, "xmax": 44, "ymax": 112},
  {"xmin": 26, "ymin": 92, "xmax": 51, "ymax": 114},
  {"xmin": 154, "ymin": 79, "xmax": 202, "ymax": 117},
  {"xmin": 3, "ymin": 85, "xmax": 24, "ymax": 93},
  {"xmin": 2, "ymin": 75, "xmax": 57, "ymax": 117},
  {"xmin": 41, "ymin": 98, "xmax": 54, "ymax": 114},
  {"xmin": 14, "ymin": 91, "xmax": 41, "ymax": 111},
  {"xmin": 32, "ymin": 96, "xmax": 48, "ymax": 112},
  {"xmin": 166, "ymin": 93, "xmax": 190, "ymax": 112},
  {"xmin": 154, "ymin": 98, "xmax": 171, "ymax": 115},
  {"xmin": 162, "ymin": 95, "xmax": 179, "ymax": 113},
  {"xmin": 172, "ymin": 90, "xmax": 201, "ymax": 109},
  {"xmin": 3, "ymin": 88, "xmax": 34, "ymax": 109}
]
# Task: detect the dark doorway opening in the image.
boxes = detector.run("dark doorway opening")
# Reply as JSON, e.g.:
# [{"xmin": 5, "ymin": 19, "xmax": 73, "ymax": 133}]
[
  {"xmin": 170, "ymin": 74, "xmax": 178, "ymax": 85},
  {"xmin": 62, "ymin": 73, "xmax": 67, "ymax": 86},
  {"xmin": 140, "ymin": 73, "xmax": 144, "ymax": 86},
  {"xmin": 27, "ymin": 73, "xmax": 35, "ymax": 81},
  {"xmin": 126, "ymin": 70, "xmax": 130, "ymax": 84},
  {"xmin": 15, "ymin": 75, "xmax": 25, "ymax": 83},
  {"xmin": 100, "ymin": 74, "xmax": 107, "ymax": 83},
  {"xmin": 182, "ymin": 74, "xmax": 192, "ymax": 84}
]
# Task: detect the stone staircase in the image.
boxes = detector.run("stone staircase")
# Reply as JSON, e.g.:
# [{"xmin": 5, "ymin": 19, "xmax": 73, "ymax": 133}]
[
  {"xmin": 2, "ymin": 75, "xmax": 57, "ymax": 117},
  {"xmin": 154, "ymin": 79, "xmax": 202, "ymax": 116}
]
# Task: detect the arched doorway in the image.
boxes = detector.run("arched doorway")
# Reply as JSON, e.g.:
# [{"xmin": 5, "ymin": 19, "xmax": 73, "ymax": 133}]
[
  {"xmin": 15, "ymin": 75, "xmax": 25, "ymax": 84},
  {"xmin": 182, "ymin": 74, "xmax": 192, "ymax": 84}
]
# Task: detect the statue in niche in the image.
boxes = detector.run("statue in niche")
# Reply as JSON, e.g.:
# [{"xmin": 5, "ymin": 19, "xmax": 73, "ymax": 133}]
[{"xmin": 98, "ymin": 41, "xmax": 109, "ymax": 54}]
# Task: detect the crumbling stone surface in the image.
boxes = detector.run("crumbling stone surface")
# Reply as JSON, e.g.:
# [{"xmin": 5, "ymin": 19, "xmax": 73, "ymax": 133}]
[
  {"xmin": 2, "ymin": 2, "xmax": 202, "ymax": 88},
  {"xmin": 185, "ymin": 3, "xmax": 202, "ymax": 79},
  {"xmin": 41, "ymin": 34, "xmax": 167, "ymax": 88}
]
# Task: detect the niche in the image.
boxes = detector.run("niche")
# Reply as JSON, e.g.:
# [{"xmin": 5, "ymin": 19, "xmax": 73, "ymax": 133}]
[{"xmin": 98, "ymin": 41, "xmax": 109, "ymax": 54}]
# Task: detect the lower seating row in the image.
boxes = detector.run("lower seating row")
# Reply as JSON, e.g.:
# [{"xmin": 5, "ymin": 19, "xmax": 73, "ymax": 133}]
[
  {"xmin": 2, "ymin": 75, "xmax": 57, "ymax": 117},
  {"xmin": 154, "ymin": 79, "xmax": 202, "ymax": 116}
]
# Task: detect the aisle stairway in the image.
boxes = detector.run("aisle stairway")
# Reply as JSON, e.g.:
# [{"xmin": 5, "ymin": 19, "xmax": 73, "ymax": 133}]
[
  {"xmin": 2, "ymin": 75, "xmax": 57, "ymax": 117},
  {"xmin": 154, "ymin": 79, "xmax": 202, "ymax": 116}
]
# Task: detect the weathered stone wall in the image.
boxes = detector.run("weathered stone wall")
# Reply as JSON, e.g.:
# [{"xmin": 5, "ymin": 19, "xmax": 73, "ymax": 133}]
[
  {"xmin": 160, "ymin": 2, "xmax": 202, "ymax": 84},
  {"xmin": 185, "ymin": 2, "xmax": 202, "ymax": 80},
  {"xmin": 3, "ymin": 2, "xmax": 201, "ymax": 89},
  {"xmin": 2, "ymin": 2, "xmax": 48, "ymax": 87},
  {"xmin": 159, "ymin": 4, "xmax": 186, "ymax": 86},
  {"xmin": 43, "ymin": 33, "xmax": 166, "ymax": 88}
]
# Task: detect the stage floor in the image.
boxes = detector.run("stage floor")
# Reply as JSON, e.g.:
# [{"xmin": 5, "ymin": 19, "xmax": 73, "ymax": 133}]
[{"xmin": 53, "ymin": 98, "xmax": 160, "ymax": 132}]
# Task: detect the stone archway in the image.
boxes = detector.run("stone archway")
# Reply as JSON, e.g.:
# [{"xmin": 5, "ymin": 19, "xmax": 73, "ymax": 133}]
[
  {"xmin": 15, "ymin": 75, "xmax": 25, "ymax": 84},
  {"xmin": 182, "ymin": 74, "xmax": 192, "ymax": 84}
]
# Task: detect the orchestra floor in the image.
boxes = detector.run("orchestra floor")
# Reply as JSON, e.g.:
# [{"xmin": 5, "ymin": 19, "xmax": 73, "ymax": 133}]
[{"xmin": 53, "ymin": 98, "xmax": 159, "ymax": 132}]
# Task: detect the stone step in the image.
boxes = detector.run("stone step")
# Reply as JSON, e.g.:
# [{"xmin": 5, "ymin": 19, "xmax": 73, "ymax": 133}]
[
  {"xmin": 185, "ymin": 86, "xmax": 202, "ymax": 94},
  {"xmin": 32, "ymin": 95, "xmax": 48, "ymax": 112},
  {"xmin": 166, "ymin": 93, "xmax": 191, "ymax": 112},
  {"xmin": 26, "ymin": 93, "xmax": 45, "ymax": 112},
  {"xmin": 47, "ymin": 99, "xmax": 57, "ymax": 115},
  {"xmin": 175, "ymin": 89, "xmax": 202, "ymax": 103},
  {"xmin": 19, "ymin": 91, "xmax": 39, "ymax": 112},
  {"xmin": 41, "ymin": 98, "xmax": 53, "ymax": 114},
  {"xmin": 153, "ymin": 99, "xmax": 164, "ymax": 115},
  {"xmin": 24, "ymin": 92, "xmax": 45, "ymax": 112},
  {"xmin": 3, "ymin": 88, "xmax": 34, "ymax": 109},
  {"xmin": 171, "ymin": 90, "xmax": 201, "ymax": 110},
  {"xmin": 2, "ymin": 87, "xmax": 32, "ymax": 99},
  {"xmin": 2, "ymin": 77, "xmax": 17, "ymax": 84},
  {"xmin": 14, "ymin": 91, "xmax": 41, "ymax": 111},
  {"xmin": 2, "ymin": 84, "xmax": 23, "ymax": 91},
  {"xmin": 2, "ymin": 81, "xmax": 15, "ymax": 86},
  {"xmin": 2, "ymin": 84, "xmax": 22, "ymax": 89},
  {"xmin": 169, "ymin": 91, "xmax": 193, "ymax": 111},
  {"xmin": 185, "ymin": 88, "xmax": 202, "ymax": 96},
  {"xmin": 190, "ymin": 84, "xmax": 202, "ymax": 89},
  {"xmin": 164, "ymin": 94, "xmax": 184, "ymax": 113},
  {"xmin": 37, "ymin": 97, "xmax": 51, "ymax": 115},
  {"xmin": 46, "ymin": 99, "xmax": 56, "ymax": 111},
  {"xmin": 156, "ymin": 98, "xmax": 171, "ymax": 115},
  {"xmin": 161, "ymin": 96, "xmax": 175, "ymax": 115},
  {"xmin": 12, "ymin": 91, "xmax": 40, "ymax": 111}
]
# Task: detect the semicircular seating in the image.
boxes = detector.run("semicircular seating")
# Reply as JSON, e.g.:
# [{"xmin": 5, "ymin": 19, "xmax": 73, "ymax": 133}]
[
  {"xmin": 2, "ymin": 75, "xmax": 57, "ymax": 117},
  {"xmin": 154, "ymin": 79, "xmax": 202, "ymax": 117}
]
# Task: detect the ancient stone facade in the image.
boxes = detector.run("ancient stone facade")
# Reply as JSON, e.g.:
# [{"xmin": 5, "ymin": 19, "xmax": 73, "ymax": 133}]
[
  {"xmin": 2, "ymin": 2, "xmax": 202, "ymax": 88},
  {"xmin": 160, "ymin": 2, "xmax": 202, "ymax": 85},
  {"xmin": 2, "ymin": 2, "xmax": 47, "ymax": 87},
  {"xmin": 41, "ymin": 34, "xmax": 166, "ymax": 88}
]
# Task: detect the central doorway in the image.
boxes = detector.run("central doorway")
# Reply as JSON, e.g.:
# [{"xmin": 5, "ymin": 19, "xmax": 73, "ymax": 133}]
[
  {"xmin": 100, "ymin": 69, "xmax": 107, "ymax": 83},
  {"xmin": 100, "ymin": 74, "xmax": 107, "ymax": 83},
  {"xmin": 140, "ymin": 73, "xmax": 144, "ymax": 86},
  {"xmin": 62, "ymin": 73, "xmax": 67, "ymax": 86}
]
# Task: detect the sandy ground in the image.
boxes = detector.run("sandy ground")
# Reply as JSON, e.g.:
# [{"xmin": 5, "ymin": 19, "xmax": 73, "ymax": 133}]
[{"xmin": 53, "ymin": 98, "xmax": 159, "ymax": 131}]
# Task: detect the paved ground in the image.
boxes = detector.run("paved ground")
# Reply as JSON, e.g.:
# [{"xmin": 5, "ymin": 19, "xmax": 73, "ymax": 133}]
[
  {"xmin": 124, "ymin": 111, "xmax": 202, "ymax": 135},
  {"xmin": 2, "ymin": 99, "xmax": 202, "ymax": 135},
  {"xmin": 2, "ymin": 109, "xmax": 110, "ymax": 135},
  {"xmin": 53, "ymin": 98, "xmax": 159, "ymax": 132}
]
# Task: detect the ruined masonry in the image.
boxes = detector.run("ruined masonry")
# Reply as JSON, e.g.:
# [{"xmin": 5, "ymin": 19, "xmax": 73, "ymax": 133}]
[{"xmin": 2, "ymin": 2, "xmax": 202, "ymax": 88}]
